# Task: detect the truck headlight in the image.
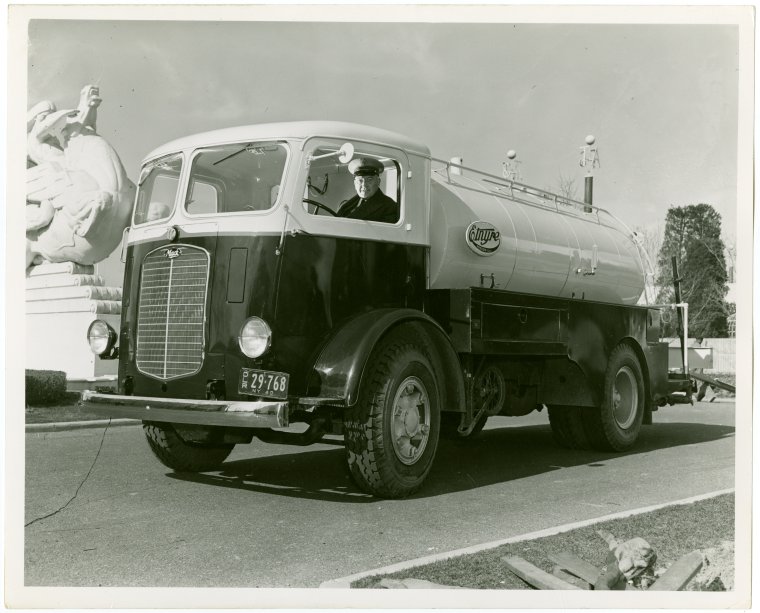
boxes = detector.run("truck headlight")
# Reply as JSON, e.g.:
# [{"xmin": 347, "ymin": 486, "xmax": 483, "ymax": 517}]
[
  {"xmin": 238, "ymin": 317, "xmax": 272, "ymax": 358},
  {"xmin": 87, "ymin": 319, "xmax": 118, "ymax": 357}
]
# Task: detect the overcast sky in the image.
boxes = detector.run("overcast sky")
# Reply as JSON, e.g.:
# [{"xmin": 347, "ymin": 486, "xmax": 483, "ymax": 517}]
[{"xmin": 26, "ymin": 16, "xmax": 741, "ymax": 282}]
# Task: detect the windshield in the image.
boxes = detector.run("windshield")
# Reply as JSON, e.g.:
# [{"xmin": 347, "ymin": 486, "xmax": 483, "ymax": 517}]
[
  {"xmin": 133, "ymin": 153, "xmax": 183, "ymax": 225},
  {"xmin": 184, "ymin": 141, "xmax": 288, "ymax": 215}
]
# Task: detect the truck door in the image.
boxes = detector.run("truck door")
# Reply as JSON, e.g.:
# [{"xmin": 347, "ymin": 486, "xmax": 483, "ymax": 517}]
[{"xmin": 272, "ymin": 138, "xmax": 427, "ymax": 393}]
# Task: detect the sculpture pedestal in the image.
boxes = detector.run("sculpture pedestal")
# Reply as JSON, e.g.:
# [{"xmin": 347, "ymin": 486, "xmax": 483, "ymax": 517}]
[{"xmin": 26, "ymin": 262, "xmax": 122, "ymax": 385}]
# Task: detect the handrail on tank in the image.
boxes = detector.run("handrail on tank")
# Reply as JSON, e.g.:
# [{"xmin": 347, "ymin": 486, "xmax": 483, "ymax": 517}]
[{"xmin": 430, "ymin": 156, "xmax": 601, "ymax": 217}]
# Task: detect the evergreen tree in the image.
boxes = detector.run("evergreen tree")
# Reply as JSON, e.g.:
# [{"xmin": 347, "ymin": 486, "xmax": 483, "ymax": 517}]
[{"xmin": 655, "ymin": 204, "xmax": 729, "ymax": 337}]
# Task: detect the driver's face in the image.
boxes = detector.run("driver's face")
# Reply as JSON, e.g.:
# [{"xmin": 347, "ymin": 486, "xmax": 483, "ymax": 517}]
[{"xmin": 354, "ymin": 175, "xmax": 381, "ymax": 199}]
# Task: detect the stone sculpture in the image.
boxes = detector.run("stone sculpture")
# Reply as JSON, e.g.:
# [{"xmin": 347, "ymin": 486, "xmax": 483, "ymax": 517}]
[{"xmin": 26, "ymin": 85, "xmax": 136, "ymax": 269}]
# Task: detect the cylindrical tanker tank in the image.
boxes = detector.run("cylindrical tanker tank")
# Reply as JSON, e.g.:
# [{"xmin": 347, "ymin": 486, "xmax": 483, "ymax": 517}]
[{"xmin": 428, "ymin": 168, "xmax": 646, "ymax": 305}]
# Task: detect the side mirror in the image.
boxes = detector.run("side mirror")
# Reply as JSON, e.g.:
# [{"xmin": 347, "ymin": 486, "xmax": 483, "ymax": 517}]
[
  {"xmin": 337, "ymin": 143, "xmax": 354, "ymax": 163},
  {"xmin": 306, "ymin": 142, "xmax": 354, "ymax": 166}
]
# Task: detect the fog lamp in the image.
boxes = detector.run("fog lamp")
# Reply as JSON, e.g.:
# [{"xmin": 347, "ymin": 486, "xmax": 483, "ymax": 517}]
[
  {"xmin": 238, "ymin": 317, "xmax": 272, "ymax": 358},
  {"xmin": 87, "ymin": 319, "xmax": 118, "ymax": 357}
]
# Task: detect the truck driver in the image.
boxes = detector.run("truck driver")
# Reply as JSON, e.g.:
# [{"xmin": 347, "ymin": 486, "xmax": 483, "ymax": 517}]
[{"xmin": 337, "ymin": 157, "xmax": 399, "ymax": 224}]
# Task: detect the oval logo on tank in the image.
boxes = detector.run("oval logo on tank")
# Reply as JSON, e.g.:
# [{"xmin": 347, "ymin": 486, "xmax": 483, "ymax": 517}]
[{"xmin": 465, "ymin": 221, "xmax": 501, "ymax": 256}]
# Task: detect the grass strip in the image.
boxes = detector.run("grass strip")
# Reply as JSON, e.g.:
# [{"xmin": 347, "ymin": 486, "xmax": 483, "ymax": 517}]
[{"xmin": 352, "ymin": 493, "xmax": 734, "ymax": 590}]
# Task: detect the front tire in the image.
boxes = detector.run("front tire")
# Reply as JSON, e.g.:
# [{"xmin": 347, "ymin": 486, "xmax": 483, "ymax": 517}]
[
  {"xmin": 143, "ymin": 422, "xmax": 235, "ymax": 472},
  {"xmin": 344, "ymin": 341, "xmax": 441, "ymax": 498},
  {"xmin": 583, "ymin": 344, "xmax": 645, "ymax": 451}
]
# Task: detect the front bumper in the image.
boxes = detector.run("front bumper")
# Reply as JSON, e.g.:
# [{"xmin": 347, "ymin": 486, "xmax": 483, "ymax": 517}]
[{"xmin": 81, "ymin": 391, "xmax": 288, "ymax": 428}]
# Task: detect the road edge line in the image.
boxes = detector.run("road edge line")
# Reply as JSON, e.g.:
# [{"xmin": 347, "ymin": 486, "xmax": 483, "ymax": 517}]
[
  {"xmin": 26, "ymin": 419, "xmax": 140, "ymax": 433},
  {"xmin": 319, "ymin": 488, "xmax": 735, "ymax": 588}
]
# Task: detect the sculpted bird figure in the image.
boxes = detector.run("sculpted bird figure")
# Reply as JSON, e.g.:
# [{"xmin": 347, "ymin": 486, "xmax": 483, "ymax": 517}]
[{"xmin": 26, "ymin": 85, "xmax": 135, "ymax": 269}]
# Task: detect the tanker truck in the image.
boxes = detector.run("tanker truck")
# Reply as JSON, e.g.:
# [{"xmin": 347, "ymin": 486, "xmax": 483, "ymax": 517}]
[{"xmin": 81, "ymin": 121, "xmax": 692, "ymax": 498}]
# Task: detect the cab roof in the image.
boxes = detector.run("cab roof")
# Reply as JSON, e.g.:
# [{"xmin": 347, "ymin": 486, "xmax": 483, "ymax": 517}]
[{"xmin": 144, "ymin": 120, "xmax": 431, "ymax": 162}]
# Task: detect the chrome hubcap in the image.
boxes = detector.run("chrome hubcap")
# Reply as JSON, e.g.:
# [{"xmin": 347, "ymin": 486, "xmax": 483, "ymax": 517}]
[
  {"xmin": 612, "ymin": 366, "xmax": 638, "ymax": 429},
  {"xmin": 391, "ymin": 377, "xmax": 431, "ymax": 465}
]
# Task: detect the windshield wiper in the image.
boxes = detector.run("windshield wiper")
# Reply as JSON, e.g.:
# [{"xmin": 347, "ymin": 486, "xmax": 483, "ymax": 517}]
[
  {"xmin": 213, "ymin": 144, "xmax": 251, "ymax": 166},
  {"xmin": 214, "ymin": 143, "xmax": 280, "ymax": 166}
]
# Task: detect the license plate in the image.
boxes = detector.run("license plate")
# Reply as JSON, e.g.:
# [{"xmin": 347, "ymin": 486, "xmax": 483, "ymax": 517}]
[{"xmin": 238, "ymin": 368, "xmax": 289, "ymax": 399}]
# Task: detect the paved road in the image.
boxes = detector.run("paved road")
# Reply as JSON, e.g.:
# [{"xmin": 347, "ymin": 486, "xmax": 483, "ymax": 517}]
[{"xmin": 24, "ymin": 401, "xmax": 735, "ymax": 587}]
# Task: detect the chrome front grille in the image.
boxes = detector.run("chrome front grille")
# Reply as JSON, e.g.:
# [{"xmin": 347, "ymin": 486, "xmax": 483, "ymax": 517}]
[{"xmin": 136, "ymin": 245, "xmax": 209, "ymax": 380}]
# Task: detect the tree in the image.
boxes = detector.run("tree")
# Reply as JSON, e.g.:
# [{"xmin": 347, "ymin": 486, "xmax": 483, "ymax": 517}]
[
  {"xmin": 655, "ymin": 204, "xmax": 729, "ymax": 337},
  {"xmin": 556, "ymin": 173, "xmax": 578, "ymax": 200},
  {"xmin": 633, "ymin": 223, "xmax": 663, "ymax": 300}
]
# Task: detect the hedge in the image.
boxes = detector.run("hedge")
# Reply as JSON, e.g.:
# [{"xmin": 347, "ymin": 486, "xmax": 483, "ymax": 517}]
[{"xmin": 25, "ymin": 369, "xmax": 67, "ymax": 406}]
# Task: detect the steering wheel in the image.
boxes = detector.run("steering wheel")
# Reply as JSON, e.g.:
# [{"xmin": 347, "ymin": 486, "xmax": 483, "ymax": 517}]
[{"xmin": 303, "ymin": 198, "xmax": 338, "ymax": 217}]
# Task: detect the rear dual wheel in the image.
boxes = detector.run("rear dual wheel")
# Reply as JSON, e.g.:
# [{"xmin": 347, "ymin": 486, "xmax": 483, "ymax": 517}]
[
  {"xmin": 548, "ymin": 405, "xmax": 590, "ymax": 449},
  {"xmin": 585, "ymin": 345, "xmax": 645, "ymax": 451},
  {"xmin": 549, "ymin": 345, "xmax": 645, "ymax": 452}
]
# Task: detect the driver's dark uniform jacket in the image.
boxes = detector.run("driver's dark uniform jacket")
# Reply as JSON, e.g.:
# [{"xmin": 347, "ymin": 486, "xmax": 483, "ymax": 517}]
[{"xmin": 337, "ymin": 190, "xmax": 399, "ymax": 224}]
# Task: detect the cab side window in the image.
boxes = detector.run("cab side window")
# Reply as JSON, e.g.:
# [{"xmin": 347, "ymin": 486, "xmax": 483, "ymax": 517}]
[
  {"xmin": 133, "ymin": 153, "xmax": 182, "ymax": 225},
  {"xmin": 303, "ymin": 145, "xmax": 400, "ymax": 224}
]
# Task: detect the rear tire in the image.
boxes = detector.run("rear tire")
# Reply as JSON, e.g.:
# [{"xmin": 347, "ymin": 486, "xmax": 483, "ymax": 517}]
[
  {"xmin": 548, "ymin": 406, "xmax": 591, "ymax": 449},
  {"xmin": 143, "ymin": 422, "xmax": 234, "ymax": 472},
  {"xmin": 583, "ymin": 344, "xmax": 645, "ymax": 451},
  {"xmin": 344, "ymin": 340, "xmax": 440, "ymax": 498}
]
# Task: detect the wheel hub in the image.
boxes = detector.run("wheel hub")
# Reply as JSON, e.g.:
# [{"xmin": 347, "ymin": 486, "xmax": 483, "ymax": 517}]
[
  {"xmin": 391, "ymin": 376, "xmax": 431, "ymax": 465},
  {"xmin": 612, "ymin": 366, "xmax": 638, "ymax": 429}
]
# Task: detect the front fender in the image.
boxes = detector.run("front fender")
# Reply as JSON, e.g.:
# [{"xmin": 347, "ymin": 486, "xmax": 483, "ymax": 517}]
[{"xmin": 305, "ymin": 308, "xmax": 462, "ymax": 407}]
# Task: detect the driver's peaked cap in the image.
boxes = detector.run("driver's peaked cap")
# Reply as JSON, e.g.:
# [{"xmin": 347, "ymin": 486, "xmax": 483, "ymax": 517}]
[{"xmin": 348, "ymin": 157, "xmax": 384, "ymax": 177}]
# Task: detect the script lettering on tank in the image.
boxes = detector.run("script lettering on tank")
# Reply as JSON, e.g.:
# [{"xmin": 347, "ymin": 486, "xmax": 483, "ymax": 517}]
[{"xmin": 465, "ymin": 221, "xmax": 501, "ymax": 256}]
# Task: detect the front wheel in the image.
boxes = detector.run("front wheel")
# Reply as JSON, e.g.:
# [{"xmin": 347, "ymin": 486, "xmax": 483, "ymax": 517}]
[
  {"xmin": 143, "ymin": 422, "xmax": 234, "ymax": 472},
  {"xmin": 344, "ymin": 341, "xmax": 440, "ymax": 498},
  {"xmin": 583, "ymin": 345, "xmax": 645, "ymax": 451}
]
